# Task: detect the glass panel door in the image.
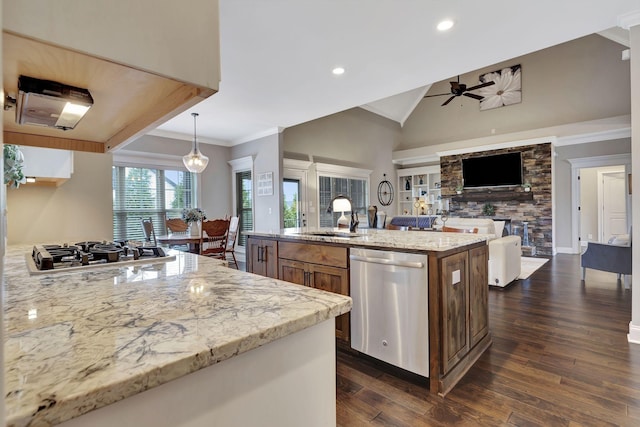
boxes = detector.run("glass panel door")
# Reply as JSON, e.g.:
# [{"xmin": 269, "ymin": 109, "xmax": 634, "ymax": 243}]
[{"xmin": 283, "ymin": 178, "xmax": 302, "ymax": 228}]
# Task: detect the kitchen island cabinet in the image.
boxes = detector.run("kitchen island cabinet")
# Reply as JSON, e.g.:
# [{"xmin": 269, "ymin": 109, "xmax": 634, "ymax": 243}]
[
  {"xmin": 246, "ymin": 237, "xmax": 278, "ymax": 278},
  {"xmin": 277, "ymin": 241, "xmax": 350, "ymax": 342},
  {"xmin": 3, "ymin": 246, "xmax": 351, "ymax": 427},
  {"xmin": 245, "ymin": 228, "xmax": 492, "ymax": 396}
]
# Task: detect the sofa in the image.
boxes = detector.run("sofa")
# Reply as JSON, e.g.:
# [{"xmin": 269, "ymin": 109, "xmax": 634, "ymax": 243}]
[{"xmin": 439, "ymin": 218, "xmax": 521, "ymax": 287}]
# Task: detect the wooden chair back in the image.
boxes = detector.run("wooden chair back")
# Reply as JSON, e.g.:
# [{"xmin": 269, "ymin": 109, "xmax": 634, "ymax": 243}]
[
  {"xmin": 200, "ymin": 219, "xmax": 231, "ymax": 259},
  {"xmin": 442, "ymin": 225, "xmax": 479, "ymax": 234},
  {"xmin": 166, "ymin": 217, "xmax": 188, "ymax": 233},
  {"xmin": 141, "ymin": 217, "xmax": 157, "ymax": 246},
  {"xmin": 225, "ymin": 216, "xmax": 240, "ymax": 268}
]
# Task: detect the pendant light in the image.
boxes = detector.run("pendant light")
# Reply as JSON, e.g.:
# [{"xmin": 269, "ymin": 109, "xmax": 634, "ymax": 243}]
[{"xmin": 182, "ymin": 112, "xmax": 209, "ymax": 173}]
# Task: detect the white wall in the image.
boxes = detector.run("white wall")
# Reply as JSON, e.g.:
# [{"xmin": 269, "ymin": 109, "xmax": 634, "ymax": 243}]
[
  {"xmin": 230, "ymin": 133, "xmax": 282, "ymax": 232},
  {"xmin": 6, "ymin": 151, "xmax": 113, "ymax": 244}
]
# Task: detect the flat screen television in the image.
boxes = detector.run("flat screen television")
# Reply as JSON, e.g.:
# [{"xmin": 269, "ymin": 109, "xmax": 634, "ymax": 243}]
[{"xmin": 462, "ymin": 152, "xmax": 523, "ymax": 188}]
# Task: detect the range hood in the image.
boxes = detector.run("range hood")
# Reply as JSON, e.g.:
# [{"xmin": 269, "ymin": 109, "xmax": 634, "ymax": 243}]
[{"xmin": 15, "ymin": 75, "xmax": 93, "ymax": 130}]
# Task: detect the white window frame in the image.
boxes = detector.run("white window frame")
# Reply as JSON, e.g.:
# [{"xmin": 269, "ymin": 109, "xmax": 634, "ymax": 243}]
[
  {"xmin": 315, "ymin": 163, "xmax": 372, "ymax": 226},
  {"xmin": 228, "ymin": 156, "xmax": 254, "ymax": 252}
]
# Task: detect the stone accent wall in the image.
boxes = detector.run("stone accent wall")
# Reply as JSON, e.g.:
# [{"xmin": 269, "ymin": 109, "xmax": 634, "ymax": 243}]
[{"xmin": 440, "ymin": 143, "xmax": 552, "ymax": 255}]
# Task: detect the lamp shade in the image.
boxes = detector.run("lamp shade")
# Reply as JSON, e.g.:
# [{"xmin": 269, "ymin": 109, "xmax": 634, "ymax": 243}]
[
  {"xmin": 332, "ymin": 198, "xmax": 352, "ymax": 213},
  {"xmin": 182, "ymin": 112, "xmax": 209, "ymax": 173}
]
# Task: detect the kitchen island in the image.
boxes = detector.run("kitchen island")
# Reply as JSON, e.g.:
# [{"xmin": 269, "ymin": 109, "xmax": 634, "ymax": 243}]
[
  {"xmin": 3, "ymin": 246, "xmax": 351, "ymax": 427},
  {"xmin": 246, "ymin": 227, "xmax": 492, "ymax": 396}
]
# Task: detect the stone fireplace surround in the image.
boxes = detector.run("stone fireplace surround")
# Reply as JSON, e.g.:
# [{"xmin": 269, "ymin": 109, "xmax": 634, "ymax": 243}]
[{"xmin": 440, "ymin": 142, "xmax": 552, "ymax": 256}]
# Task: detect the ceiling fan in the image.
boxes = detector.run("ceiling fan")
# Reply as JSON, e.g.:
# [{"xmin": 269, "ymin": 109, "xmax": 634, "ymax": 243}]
[{"xmin": 424, "ymin": 76, "xmax": 495, "ymax": 106}]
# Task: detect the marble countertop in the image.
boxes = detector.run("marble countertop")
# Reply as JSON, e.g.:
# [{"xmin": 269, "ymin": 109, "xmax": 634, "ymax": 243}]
[
  {"xmin": 3, "ymin": 246, "xmax": 352, "ymax": 427},
  {"xmin": 245, "ymin": 227, "xmax": 489, "ymax": 252}
]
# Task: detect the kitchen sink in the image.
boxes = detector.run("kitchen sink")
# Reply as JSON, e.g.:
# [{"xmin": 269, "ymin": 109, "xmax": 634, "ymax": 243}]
[{"xmin": 296, "ymin": 231, "xmax": 361, "ymax": 238}]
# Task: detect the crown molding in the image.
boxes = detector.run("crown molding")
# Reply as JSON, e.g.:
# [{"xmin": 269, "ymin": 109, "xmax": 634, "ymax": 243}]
[{"xmin": 618, "ymin": 10, "xmax": 640, "ymax": 30}]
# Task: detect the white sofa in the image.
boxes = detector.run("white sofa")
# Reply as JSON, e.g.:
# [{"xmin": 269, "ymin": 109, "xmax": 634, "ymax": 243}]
[{"xmin": 439, "ymin": 218, "xmax": 522, "ymax": 287}]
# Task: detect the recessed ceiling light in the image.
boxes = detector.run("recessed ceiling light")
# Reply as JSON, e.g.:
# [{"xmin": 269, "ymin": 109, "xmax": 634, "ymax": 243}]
[
  {"xmin": 437, "ymin": 20, "xmax": 454, "ymax": 31},
  {"xmin": 332, "ymin": 67, "xmax": 345, "ymax": 75}
]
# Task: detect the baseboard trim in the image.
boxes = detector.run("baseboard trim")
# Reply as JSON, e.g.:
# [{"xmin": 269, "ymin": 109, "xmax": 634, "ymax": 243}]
[
  {"xmin": 628, "ymin": 321, "xmax": 640, "ymax": 345},
  {"xmin": 555, "ymin": 246, "xmax": 577, "ymax": 254}
]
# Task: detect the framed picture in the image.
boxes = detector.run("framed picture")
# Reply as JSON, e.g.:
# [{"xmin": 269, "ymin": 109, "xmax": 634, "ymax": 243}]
[
  {"xmin": 257, "ymin": 172, "xmax": 273, "ymax": 196},
  {"xmin": 478, "ymin": 64, "xmax": 522, "ymax": 111}
]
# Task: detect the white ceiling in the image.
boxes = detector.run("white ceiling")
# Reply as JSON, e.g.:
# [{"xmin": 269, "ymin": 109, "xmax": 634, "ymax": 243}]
[{"xmin": 148, "ymin": 1, "xmax": 640, "ymax": 147}]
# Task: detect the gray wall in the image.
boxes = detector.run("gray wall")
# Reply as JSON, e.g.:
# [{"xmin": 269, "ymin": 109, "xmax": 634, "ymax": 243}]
[
  {"xmin": 126, "ymin": 134, "xmax": 232, "ymax": 220},
  {"xmin": 401, "ymin": 34, "xmax": 630, "ymax": 149},
  {"xmin": 283, "ymin": 108, "xmax": 400, "ymax": 226},
  {"xmin": 555, "ymin": 138, "xmax": 631, "ymax": 249},
  {"xmin": 230, "ymin": 133, "xmax": 283, "ymax": 233}
]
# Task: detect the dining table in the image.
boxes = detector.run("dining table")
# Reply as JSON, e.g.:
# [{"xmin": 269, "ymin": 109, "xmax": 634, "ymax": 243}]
[{"xmin": 157, "ymin": 234, "xmax": 201, "ymax": 254}]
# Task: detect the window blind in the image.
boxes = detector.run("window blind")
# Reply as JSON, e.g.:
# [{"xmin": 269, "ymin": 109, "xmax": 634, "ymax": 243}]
[
  {"xmin": 318, "ymin": 176, "xmax": 368, "ymax": 227},
  {"xmin": 113, "ymin": 166, "xmax": 195, "ymax": 242}
]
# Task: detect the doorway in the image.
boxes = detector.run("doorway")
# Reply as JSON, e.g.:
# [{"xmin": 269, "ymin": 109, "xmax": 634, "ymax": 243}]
[
  {"xmin": 571, "ymin": 154, "xmax": 631, "ymax": 253},
  {"xmin": 283, "ymin": 168, "xmax": 307, "ymax": 228}
]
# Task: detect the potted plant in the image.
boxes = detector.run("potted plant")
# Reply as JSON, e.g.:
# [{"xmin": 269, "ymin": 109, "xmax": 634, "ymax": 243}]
[
  {"xmin": 522, "ymin": 182, "xmax": 532, "ymax": 192},
  {"xmin": 455, "ymin": 185, "xmax": 463, "ymax": 195},
  {"xmin": 482, "ymin": 203, "xmax": 495, "ymax": 216},
  {"xmin": 4, "ymin": 144, "xmax": 25, "ymax": 188}
]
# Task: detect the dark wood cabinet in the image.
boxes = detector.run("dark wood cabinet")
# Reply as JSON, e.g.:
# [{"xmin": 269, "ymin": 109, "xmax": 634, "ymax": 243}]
[
  {"xmin": 440, "ymin": 251, "xmax": 469, "ymax": 373},
  {"xmin": 246, "ymin": 237, "xmax": 278, "ymax": 278},
  {"xmin": 429, "ymin": 242, "xmax": 491, "ymax": 396},
  {"xmin": 278, "ymin": 241, "xmax": 350, "ymax": 342},
  {"xmin": 469, "ymin": 245, "xmax": 489, "ymax": 348}
]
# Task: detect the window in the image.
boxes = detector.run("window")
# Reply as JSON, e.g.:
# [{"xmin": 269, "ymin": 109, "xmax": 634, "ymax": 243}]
[
  {"xmin": 236, "ymin": 170, "xmax": 253, "ymax": 247},
  {"xmin": 113, "ymin": 166, "xmax": 196, "ymax": 242},
  {"xmin": 316, "ymin": 164, "xmax": 371, "ymax": 228}
]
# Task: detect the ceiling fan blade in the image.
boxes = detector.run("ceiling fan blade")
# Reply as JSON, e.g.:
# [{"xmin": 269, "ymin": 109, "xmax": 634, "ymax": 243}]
[
  {"xmin": 465, "ymin": 80, "xmax": 495, "ymax": 92},
  {"xmin": 463, "ymin": 92, "xmax": 484, "ymax": 101},
  {"xmin": 424, "ymin": 93, "xmax": 453, "ymax": 98},
  {"xmin": 441, "ymin": 96, "xmax": 456, "ymax": 106}
]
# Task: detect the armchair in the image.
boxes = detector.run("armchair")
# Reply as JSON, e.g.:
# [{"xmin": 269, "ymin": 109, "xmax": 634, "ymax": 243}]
[{"xmin": 581, "ymin": 236, "xmax": 631, "ymax": 288}]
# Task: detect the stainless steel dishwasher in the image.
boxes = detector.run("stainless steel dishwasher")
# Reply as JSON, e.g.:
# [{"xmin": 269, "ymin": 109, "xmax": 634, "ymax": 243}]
[{"xmin": 349, "ymin": 248, "xmax": 429, "ymax": 377}]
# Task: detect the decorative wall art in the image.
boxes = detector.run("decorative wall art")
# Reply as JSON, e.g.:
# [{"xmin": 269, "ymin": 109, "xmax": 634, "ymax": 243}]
[
  {"xmin": 477, "ymin": 64, "xmax": 521, "ymax": 111},
  {"xmin": 257, "ymin": 172, "xmax": 273, "ymax": 196}
]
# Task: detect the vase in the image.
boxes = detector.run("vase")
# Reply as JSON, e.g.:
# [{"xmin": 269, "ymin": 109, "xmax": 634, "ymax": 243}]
[
  {"xmin": 189, "ymin": 221, "xmax": 200, "ymax": 237},
  {"xmin": 405, "ymin": 178, "xmax": 411, "ymax": 191}
]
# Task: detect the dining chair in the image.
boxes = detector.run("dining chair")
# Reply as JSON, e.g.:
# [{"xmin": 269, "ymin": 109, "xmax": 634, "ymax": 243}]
[
  {"xmin": 442, "ymin": 225, "xmax": 478, "ymax": 233},
  {"xmin": 141, "ymin": 217, "xmax": 157, "ymax": 246},
  {"xmin": 225, "ymin": 216, "xmax": 240, "ymax": 269},
  {"xmin": 166, "ymin": 216, "xmax": 189, "ymax": 234},
  {"xmin": 200, "ymin": 218, "xmax": 231, "ymax": 260}
]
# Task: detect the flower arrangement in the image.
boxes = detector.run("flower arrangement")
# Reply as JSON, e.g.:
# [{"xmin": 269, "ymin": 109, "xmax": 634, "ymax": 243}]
[{"xmin": 182, "ymin": 208, "xmax": 206, "ymax": 224}]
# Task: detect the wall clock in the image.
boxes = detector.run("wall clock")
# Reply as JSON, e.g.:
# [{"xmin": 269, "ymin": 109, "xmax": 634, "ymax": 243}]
[{"xmin": 377, "ymin": 174, "xmax": 394, "ymax": 206}]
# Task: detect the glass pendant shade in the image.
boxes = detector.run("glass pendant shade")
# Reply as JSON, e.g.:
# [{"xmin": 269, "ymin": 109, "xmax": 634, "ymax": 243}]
[{"xmin": 183, "ymin": 112, "xmax": 209, "ymax": 173}]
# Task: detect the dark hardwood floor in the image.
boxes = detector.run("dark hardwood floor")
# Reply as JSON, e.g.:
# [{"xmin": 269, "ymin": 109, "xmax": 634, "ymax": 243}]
[{"xmin": 336, "ymin": 254, "xmax": 640, "ymax": 426}]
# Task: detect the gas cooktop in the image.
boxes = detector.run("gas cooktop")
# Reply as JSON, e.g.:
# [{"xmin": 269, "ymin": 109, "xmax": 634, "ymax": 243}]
[{"xmin": 27, "ymin": 241, "xmax": 176, "ymax": 275}]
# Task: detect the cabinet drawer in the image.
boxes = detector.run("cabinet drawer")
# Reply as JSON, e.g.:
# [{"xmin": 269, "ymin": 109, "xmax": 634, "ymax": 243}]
[{"xmin": 278, "ymin": 241, "xmax": 348, "ymax": 268}]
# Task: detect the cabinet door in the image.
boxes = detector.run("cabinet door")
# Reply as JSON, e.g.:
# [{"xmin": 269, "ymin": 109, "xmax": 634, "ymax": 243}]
[
  {"xmin": 309, "ymin": 264, "xmax": 350, "ymax": 342},
  {"xmin": 263, "ymin": 239, "xmax": 278, "ymax": 278},
  {"xmin": 440, "ymin": 251, "xmax": 469, "ymax": 374},
  {"xmin": 279, "ymin": 259, "xmax": 308, "ymax": 286},
  {"xmin": 246, "ymin": 238, "xmax": 264, "ymax": 276},
  {"xmin": 246, "ymin": 238, "xmax": 278, "ymax": 278},
  {"xmin": 469, "ymin": 245, "xmax": 489, "ymax": 348}
]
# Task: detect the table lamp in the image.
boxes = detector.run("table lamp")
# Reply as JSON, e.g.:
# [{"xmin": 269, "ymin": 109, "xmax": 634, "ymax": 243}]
[{"xmin": 332, "ymin": 198, "xmax": 352, "ymax": 228}]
